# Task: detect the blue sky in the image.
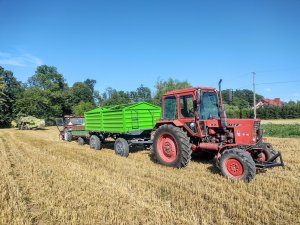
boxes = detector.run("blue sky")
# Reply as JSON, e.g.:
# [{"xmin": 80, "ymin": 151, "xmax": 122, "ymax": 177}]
[{"xmin": 0, "ymin": 0, "xmax": 300, "ymax": 102}]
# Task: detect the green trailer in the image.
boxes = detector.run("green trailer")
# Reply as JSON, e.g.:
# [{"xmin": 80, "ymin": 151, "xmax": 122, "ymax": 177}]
[
  {"xmin": 71, "ymin": 125, "xmax": 90, "ymax": 145},
  {"xmin": 84, "ymin": 102, "xmax": 161, "ymax": 156}
]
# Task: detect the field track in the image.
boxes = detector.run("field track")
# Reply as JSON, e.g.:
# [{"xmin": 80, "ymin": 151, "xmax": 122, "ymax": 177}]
[{"xmin": 0, "ymin": 127, "xmax": 300, "ymax": 225}]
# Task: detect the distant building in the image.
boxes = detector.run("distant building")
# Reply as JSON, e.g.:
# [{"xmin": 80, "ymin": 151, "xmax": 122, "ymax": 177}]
[{"xmin": 256, "ymin": 98, "xmax": 283, "ymax": 108}]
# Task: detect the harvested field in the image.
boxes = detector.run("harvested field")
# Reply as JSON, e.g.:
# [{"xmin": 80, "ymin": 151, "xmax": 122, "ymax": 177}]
[
  {"xmin": 261, "ymin": 118, "xmax": 300, "ymax": 124},
  {"xmin": 0, "ymin": 127, "xmax": 299, "ymax": 225}
]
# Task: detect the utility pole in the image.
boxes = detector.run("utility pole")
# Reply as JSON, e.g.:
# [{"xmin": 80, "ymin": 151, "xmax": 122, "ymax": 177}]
[{"xmin": 253, "ymin": 72, "xmax": 256, "ymax": 119}]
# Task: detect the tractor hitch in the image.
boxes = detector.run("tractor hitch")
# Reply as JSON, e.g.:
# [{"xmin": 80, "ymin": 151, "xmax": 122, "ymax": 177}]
[{"xmin": 255, "ymin": 151, "xmax": 284, "ymax": 169}]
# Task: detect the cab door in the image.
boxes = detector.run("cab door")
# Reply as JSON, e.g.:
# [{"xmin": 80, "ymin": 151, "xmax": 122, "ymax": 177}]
[{"xmin": 178, "ymin": 94, "xmax": 197, "ymax": 135}]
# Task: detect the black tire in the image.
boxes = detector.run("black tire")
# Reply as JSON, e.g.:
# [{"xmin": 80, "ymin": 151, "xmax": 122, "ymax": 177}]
[
  {"xmin": 64, "ymin": 131, "xmax": 72, "ymax": 142},
  {"xmin": 263, "ymin": 143, "xmax": 278, "ymax": 158},
  {"xmin": 114, "ymin": 138, "xmax": 129, "ymax": 157},
  {"xmin": 152, "ymin": 124, "xmax": 192, "ymax": 168},
  {"xmin": 219, "ymin": 148, "xmax": 256, "ymax": 182},
  {"xmin": 77, "ymin": 137, "xmax": 85, "ymax": 145},
  {"xmin": 255, "ymin": 143, "xmax": 278, "ymax": 162},
  {"xmin": 89, "ymin": 135, "xmax": 101, "ymax": 150}
]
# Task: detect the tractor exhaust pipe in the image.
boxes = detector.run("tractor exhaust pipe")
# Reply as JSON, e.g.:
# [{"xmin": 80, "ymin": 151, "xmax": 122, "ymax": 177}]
[{"xmin": 218, "ymin": 79, "xmax": 228, "ymax": 128}]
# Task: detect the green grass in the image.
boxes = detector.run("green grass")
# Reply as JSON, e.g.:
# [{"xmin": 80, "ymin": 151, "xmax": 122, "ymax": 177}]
[{"xmin": 262, "ymin": 124, "xmax": 300, "ymax": 138}]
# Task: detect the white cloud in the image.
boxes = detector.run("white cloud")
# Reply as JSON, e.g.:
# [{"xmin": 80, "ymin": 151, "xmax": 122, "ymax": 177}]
[{"xmin": 0, "ymin": 51, "xmax": 43, "ymax": 67}]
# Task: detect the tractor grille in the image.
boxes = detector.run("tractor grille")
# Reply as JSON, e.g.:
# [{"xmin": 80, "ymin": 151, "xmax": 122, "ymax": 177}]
[{"xmin": 253, "ymin": 121, "xmax": 260, "ymax": 133}]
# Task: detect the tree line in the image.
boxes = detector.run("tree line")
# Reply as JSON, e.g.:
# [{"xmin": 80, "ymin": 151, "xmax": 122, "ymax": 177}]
[
  {"xmin": 0, "ymin": 65, "xmax": 190, "ymax": 127},
  {"xmin": 1, "ymin": 65, "xmax": 299, "ymax": 128},
  {"xmin": 221, "ymin": 89, "xmax": 300, "ymax": 119}
]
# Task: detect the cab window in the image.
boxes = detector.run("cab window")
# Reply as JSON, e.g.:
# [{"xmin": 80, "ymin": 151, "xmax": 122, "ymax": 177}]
[
  {"xmin": 163, "ymin": 96, "xmax": 177, "ymax": 120},
  {"xmin": 199, "ymin": 92, "xmax": 220, "ymax": 119},
  {"xmin": 180, "ymin": 95, "xmax": 194, "ymax": 118}
]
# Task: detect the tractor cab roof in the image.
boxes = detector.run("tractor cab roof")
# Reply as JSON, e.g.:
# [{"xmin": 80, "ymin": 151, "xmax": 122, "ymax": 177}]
[{"xmin": 163, "ymin": 86, "xmax": 216, "ymax": 96}]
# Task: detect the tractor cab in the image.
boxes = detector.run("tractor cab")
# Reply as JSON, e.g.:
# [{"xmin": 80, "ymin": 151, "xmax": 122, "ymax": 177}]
[
  {"xmin": 151, "ymin": 83, "xmax": 284, "ymax": 182},
  {"xmin": 158, "ymin": 86, "xmax": 224, "ymax": 137},
  {"xmin": 55, "ymin": 115, "xmax": 84, "ymax": 141},
  {"xmin": 159, "ymin": 86, "xmax": 261, "ymax": 145}
]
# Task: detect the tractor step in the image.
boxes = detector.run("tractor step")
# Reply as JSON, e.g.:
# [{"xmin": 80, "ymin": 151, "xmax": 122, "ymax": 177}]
[{"xmin": 255, "ymin": 151, "xmax": 284, "ymax": 169}]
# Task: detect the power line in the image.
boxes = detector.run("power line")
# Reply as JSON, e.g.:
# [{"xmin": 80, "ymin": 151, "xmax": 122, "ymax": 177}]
[
  {"xmin": 234, "ymin": 80, "xmax": 300, "ymax": 90},
  {"xmin": 256, "ymin": 80, "xmax": 300, "ymax": 85}
]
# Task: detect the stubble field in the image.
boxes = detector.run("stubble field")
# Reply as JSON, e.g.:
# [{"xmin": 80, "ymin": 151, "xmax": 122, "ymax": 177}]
[{"xmin": 0, "ymin": 127, "xmax": 299, "ymax": 225}]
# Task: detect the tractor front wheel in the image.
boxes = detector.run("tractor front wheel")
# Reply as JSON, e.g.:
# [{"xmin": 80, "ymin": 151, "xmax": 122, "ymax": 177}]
[
  {"xmin": 90, "ymin": 135, "xmax": 101, "ymax": 150},
  {"xmin": 152, "ymin": 124, "xmax": 192, "ymax": 168},
  {"xmin": 219, "ymin": 148, "xmax": 256, "ymax": 182},
  {"xmin": 114, "ymin": 138, "xmax": 129, "ymax": 157}
]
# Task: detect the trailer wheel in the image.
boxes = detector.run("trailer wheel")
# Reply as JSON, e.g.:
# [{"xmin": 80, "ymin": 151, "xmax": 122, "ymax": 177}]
[
  {"xmin": 77, "ymin": 137, "xmax": 85, "ymax": 145},
  {"xmin": 219, "ymin": 148, "xmax": 256, "ymax": 182},
  {"xmin": 114, "ymin": 138, "xmax": 129, "ymax": 157},
  {"xmin": 64, "ymin": 131, "xmax": 72, "ymax": 142},
  {"xmin": 90, "ymin": 135, "xmax": 101, "ymax": 150},
  {"xmin": 152, "ymin": 124, "xmax": 192, "ymax": 168}
]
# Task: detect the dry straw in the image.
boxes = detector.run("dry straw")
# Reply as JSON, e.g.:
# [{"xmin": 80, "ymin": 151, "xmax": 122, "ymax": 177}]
[{"xmin": 0, "ymin": 127, "xmax": 299, "ymax": 225}]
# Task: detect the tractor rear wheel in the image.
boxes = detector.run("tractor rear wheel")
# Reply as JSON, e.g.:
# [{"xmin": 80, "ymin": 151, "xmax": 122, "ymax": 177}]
[
  {"xmin": 77, "ymin": 137, "xmax": 85, "ymax": 145},
  {"xmin": 90, "ymin": 135, "xmax": 101, "ymax": 150},
  {"xmin": 152, "ymin": 124, "xmax": 192, "ymax": 168},
  {"xmin": 114, "ymin": 138, "xmax": 129, "ymax": 157},
  {"xmin": 219, "ymin": 148, "xmax": 256, "ymax": 182}
]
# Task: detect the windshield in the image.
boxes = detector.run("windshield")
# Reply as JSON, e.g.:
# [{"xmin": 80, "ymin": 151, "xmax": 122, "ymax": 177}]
[
  {"xmin": 65, "ymin": 117, "xmax": 84, "ymax": 125},
  {"xmin": 199, "ymin": 91, "xmax": 220, "ymax": 119}
]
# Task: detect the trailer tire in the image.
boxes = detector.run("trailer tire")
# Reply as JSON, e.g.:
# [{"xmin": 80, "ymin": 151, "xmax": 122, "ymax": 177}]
[
  {"xmin": 64, "ymin": 131, "xmax": 72, "ymax": 142},
  {"xmin": 90, "ymin": 135, "xmax": 101, "ymax": 150},
  {"xmin": 77, "ymin": 137, "xmax": 85, "ymax": 145},
  {"xmin": 114, "ymin": 138, "xmax": 129, "ymax": 157},
  {"xmin": 152, "ymin": 124, "xmax": 192, "ymax": 168},
  {"xmin": 219, "ymin": 148, "xmax": 256, "ymax": 182}
]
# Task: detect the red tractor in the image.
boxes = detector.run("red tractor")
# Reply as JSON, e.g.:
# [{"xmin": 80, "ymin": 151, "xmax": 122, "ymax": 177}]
[
  {"xmin": 55, "ymin": 115, "xmax": 84, "ymax": 141},
  {"xmin": 151, "ymin": 80, "xmax": 284, "ymax": 182}
]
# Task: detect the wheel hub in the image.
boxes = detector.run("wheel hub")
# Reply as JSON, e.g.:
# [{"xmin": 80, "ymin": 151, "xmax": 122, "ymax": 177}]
[
  {"xmin": 157, "ymin": 134, "xmax": 177, "ymax": 163},
  {"xmin": 116, "ymin": 143, "xmax": 123, "ymax": 153},
  {"xmin": 225, "ymin": 158, "xmax": 244, "ymax": 177}
]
